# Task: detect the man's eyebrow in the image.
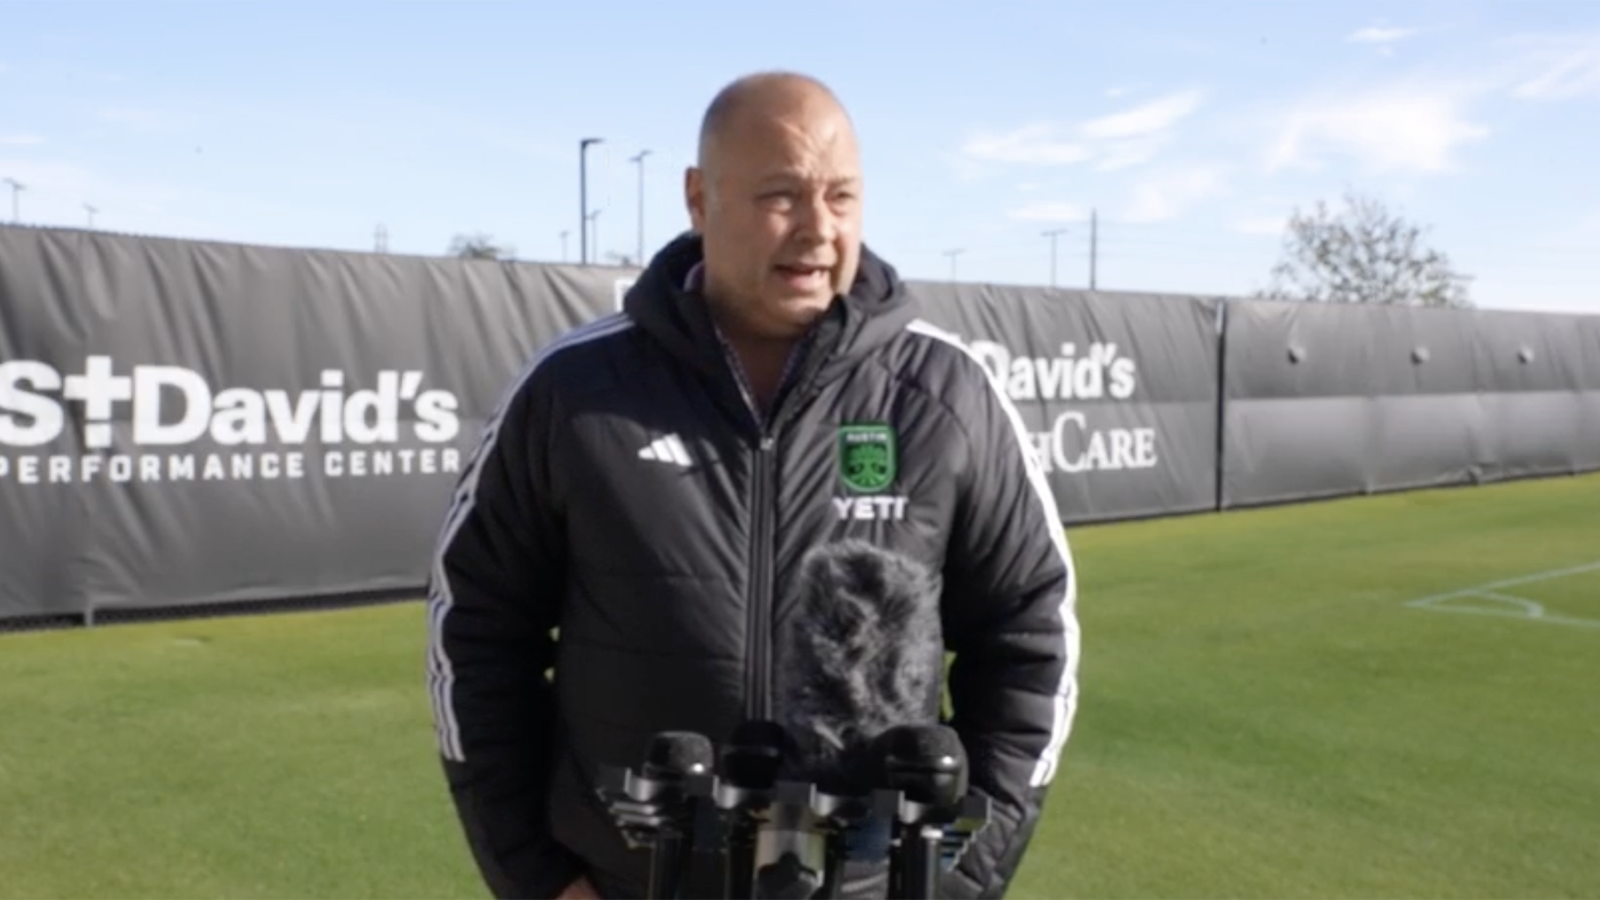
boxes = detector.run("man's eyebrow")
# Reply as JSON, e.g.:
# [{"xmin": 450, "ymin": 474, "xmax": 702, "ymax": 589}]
[{"xmin": 756, "ymin": 172, "xmax": 862, "ymax": 188}]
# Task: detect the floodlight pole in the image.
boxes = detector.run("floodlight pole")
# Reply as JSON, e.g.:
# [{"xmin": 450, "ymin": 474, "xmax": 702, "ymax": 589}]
[
  {"xmin": 3, "ymin": 178, "xmax": 24, "ymax": 223},
  {"xmin": 1042, "ymin": 228, "xmax": 1068, "ymax": 287},
  {"xmin": 630, "ymin": 149, "xmax": 651, "ymax": 266},
  {"xmin": 580, "ymin": 137, "xmax": 603, "ymax": 264}
]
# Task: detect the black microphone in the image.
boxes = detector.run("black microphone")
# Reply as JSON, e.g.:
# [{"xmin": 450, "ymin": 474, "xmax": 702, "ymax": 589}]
[
  {"xmin": 722, "ymin": 719, "xmax": 792, "ymax": 791},
  {"xmin": 875, "ymin": 724, "xmax": 967, "ymax": 809},
  {"xmin": 640, "ymin": 731, "xmax": 714, "ymax": 900},
  {"xmin": 644, "ymin": 731, "xmax": 715, "ymax": 781},
  {"xmin": 717, "ymin": 720, "xmax": 792, "ymax": 899},
  {"xmin": 874, "ymin": 724, "xmax": 969, "ymax": 900},
  {"xmin": 717, "ymin": 720, "xmax": 833, "ymax": 899}
]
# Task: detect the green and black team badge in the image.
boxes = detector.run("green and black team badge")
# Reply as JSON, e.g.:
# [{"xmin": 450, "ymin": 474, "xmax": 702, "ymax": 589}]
[{"xmin": 837, "ymin": 424, "xmax": 897, "ymax": 494}]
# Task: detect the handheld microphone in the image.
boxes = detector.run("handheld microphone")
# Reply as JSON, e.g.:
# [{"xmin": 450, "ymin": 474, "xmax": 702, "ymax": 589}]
[
  {"xmin": 643, "ymin": 731, "xmax": 715, "ymax": 781},
  {"xmin": 639, "ymin": 731, "xmax": 714, "ymax": 900},
  {"xmin": 722, "ymin": 719, "xmax": 791, "ymax": 791},
  {"xmin": 719, "ymin": 720, "xmax": 832, "ymax": 899},
  {"xmin": 592, "ymin": 730, "xmax": 710, "ymax": 896},
  {"xmin": 873, "ymin": 724, "xmax": 975, "ymax": 900},
  {"xmin": 719, "ymin": 720, "xmax": 791, "ymax": 899},
  {"xmin": 876, "ymin": 724, "xmax": 968, "ymax": 809}
]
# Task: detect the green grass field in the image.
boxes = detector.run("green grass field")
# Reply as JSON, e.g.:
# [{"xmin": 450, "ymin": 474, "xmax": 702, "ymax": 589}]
[{"xmin": 3, "ymin": 472, "xmax": 1599, "ymax": 899}]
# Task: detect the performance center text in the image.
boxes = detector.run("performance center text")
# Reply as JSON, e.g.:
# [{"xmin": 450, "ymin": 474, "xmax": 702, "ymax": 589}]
[{"xmin": 0, "ymin": 357, "xmax": 463, "ymax": 485}]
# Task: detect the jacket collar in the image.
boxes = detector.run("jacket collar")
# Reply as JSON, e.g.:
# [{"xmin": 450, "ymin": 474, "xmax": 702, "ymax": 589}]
[{"xmin": 622, "ymin": 231, "xmax": 917, "ymax": 387}]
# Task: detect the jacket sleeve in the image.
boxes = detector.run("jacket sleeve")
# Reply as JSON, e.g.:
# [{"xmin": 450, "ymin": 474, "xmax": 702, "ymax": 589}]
[
  {"xmin": 425, "ymin": 366, "xmax": 583, "ymax": 900},
  {"xmin": 937, "ymin": 362, "xmax": 1081, "ymax": 900}
]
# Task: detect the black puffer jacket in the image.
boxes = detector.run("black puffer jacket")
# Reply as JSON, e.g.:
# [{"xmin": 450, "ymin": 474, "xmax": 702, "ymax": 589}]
[{"xmin": 426, "ymin": 233, "xmax": 1079, "ymax": 899}]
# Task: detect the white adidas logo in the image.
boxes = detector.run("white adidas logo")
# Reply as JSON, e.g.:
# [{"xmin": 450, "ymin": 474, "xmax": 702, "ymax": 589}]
[{"xmin": 638, "ymin": 433, "xmax": 692, "ymax": 467}]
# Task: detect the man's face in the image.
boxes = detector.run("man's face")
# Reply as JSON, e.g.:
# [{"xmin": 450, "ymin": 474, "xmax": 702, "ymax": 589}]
[{"xmin": 685, "ymin": 98, "xmax": 863, "ymax": 340}]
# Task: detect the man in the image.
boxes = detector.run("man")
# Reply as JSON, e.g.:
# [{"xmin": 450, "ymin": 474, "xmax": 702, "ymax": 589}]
[{"xmin": 426, "ymin": 72, "xmax": 1079, "ymax": 899}]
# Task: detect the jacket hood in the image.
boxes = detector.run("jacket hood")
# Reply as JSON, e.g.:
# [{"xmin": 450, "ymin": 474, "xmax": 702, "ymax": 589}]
[{"xmin": 621, "ymin": 231, "xmax": 918, "ymax": 384}]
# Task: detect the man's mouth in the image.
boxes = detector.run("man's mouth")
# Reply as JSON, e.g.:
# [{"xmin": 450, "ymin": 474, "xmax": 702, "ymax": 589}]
[{"xmin": 775, "ymin": 263, "xmax": 829, "ymax": 283}]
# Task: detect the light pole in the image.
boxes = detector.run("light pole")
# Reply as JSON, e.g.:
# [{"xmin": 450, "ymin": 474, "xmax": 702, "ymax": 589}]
[
  {"xmin": 579, "ymin": 137, "xmax": 603, "ymax": 264},
  {"xmin": 560, "ymin": 229, "xmax": 569, "ymax": 262},
  {"xmin": 587, "ymin": 209, "xmax": 602, "ymax": 263},
  {"xmin": 3, "ymin": 178, "xmax": 24, "ymax": 223},
  {"xmin": 85, "ymin": 203, "xmax": 99, "ymax": 229},
  {"xmin": 1042, "ymin": 228, "xmax": 1068, "ymax": 287},
  {"xmin": 944, "ymin": 248, "xmax": 964, "ymax": 282},
  {"xmin": 630, "ymin": 149, "xmax": 651, "ymax": 266}
]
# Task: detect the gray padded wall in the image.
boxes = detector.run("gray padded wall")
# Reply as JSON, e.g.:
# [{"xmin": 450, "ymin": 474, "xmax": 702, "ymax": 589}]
[
  {"xmin": 910, "ymin": 283, "xmax": 1224, "ymax": 524},
  {"xmin": 1221, "ymin": 299, "xmax": 1599, "ymax": 509},
  {"xmin": 3, "ymin": 223, "xmax": 1596, "ymax": 623},
  {"xmin": 0, "ymin": 226, "xmax": 619, "ymax": 622}
]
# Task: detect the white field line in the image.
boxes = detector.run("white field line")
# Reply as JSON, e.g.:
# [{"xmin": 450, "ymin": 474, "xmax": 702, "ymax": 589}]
[{"xmin": 1404, "ymin": 561, "xmax": 1600, "ymax": 631}]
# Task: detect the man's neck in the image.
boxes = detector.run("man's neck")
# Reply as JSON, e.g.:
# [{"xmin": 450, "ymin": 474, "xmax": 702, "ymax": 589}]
[
  {"xmin": 706, "ymin": 303, "xmax": 801, "ymax": 416},
  {"xmin": 688, "ymin": 263, "xmax": 817, "ymax": 417}
]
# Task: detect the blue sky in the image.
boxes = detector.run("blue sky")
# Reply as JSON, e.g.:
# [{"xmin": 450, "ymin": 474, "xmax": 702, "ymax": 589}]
[{"xmin": 3, "ymin": 0, "xmax": 1598, "ymax": 313}]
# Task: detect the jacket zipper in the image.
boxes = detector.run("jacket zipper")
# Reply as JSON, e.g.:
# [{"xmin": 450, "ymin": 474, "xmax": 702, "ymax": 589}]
[
  {"xmin": 729, "ymin": 343, "xmax": 827, "ymax": 725},
  {"xmin": 746, "ymin": 380, "xmax": 823, "ymax": 723},
  {"xmin": 748, "ymin": 429, "xmax": 777, "ymax": 722}
]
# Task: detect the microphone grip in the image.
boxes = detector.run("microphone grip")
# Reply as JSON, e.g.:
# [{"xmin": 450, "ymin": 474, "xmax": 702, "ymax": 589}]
[
  {"xmin": 648, "ymin": 830, "xmax": 688, "ymax": 900},
  {"xmin": 892, "ymin": 824, "xmax": 942, "ymax": 900},
  {"xmin": 725, "ymin": 814, "xmax": 757, "ymax": 900},
  {"xmin": 817, "ymin": 830, "xmax": 848, "ymax": 900}
]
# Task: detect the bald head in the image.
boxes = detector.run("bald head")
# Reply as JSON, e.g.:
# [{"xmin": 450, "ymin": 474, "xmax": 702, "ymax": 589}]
[
  {"xmin": 696, "ymin": 71, "xmax": 855, "ymax": 171},
  {"xmin": 684, "ymin": 71, "xmax": 865, "ymax": 341}
]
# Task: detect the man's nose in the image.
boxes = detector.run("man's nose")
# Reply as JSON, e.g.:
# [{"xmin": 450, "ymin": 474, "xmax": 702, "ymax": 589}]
[{"xmin": 794, "ymin": 194, "xmax": 838, "ymax": 244}]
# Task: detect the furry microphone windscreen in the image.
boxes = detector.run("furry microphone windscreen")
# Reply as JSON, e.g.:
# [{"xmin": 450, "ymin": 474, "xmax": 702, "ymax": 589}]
[{"xmin": 775, "ymin": 539, "xmax": 946, "ymax": 794}]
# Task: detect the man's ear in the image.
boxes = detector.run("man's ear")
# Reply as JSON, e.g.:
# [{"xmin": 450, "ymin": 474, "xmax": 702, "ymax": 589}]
[{"xmin": 684, "ymin": 166, "xmax": 707, "ymax": 232}]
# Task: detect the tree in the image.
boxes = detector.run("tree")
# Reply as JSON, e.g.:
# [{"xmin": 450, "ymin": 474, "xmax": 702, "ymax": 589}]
[
  {"xmin": 1258, "ymin": 190, "xmax": 1473, "ymax": 309},
  {"xmin": 448, "ymin": 233, "xmax": 514, "ymax": 260}
]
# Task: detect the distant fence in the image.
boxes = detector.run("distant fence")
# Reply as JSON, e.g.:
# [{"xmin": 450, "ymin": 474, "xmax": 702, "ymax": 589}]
[{"xmin": 3, "ymin": 225, "xmax": 1597, "ymax": 624}]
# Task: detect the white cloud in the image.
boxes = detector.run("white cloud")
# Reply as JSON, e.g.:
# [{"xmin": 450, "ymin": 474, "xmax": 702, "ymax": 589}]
[
  {"xmin": 95, "ymin": 106, "xmax": 203, "ymax": 135},
  {"xmin": 1233, "ymin": 216, "xmax": 1288, "ymax": 236},
  {"xmin": 940, "ymin": 149, "xmax": 993, "ymax": 183},
  {"xmin": 1121, "ymin": 166, "xmax": 1227, "ymax": 223},
  {"xmin": 961, "ymin": 123, "xmax": 1090, "ymax": 165},
  {"xmin": 1105, "ymin": 86, "xmax": 1131, "ymax": 98},
  {"xmin": 960, "ymin": 88, "xmax": 1204, "ymax": 173},
  {"xmin": 0, "ymin": 134, "xmax": 44, "ymax": 146},
  {"xmin": 1267, "ymin": 84, "xmax": 1488, "ymax": 174},
  {"xmin": 1095, "ymin": 138, "xmax": 1163, "ymax": 172},
  {"xmin": 1348, "ymin": 27, "xmax": 1418, "ymax": 45},
  {"xmin": 1081, "ymin": 90, "xmax": 1203, "ymax": 140},
  {"xmin": 1008, "ymin": 201, "xmax": 1090, "ymax": 223},
  {"xmin": 1510, "ymin": 35, "xmax": 1600, "ymax": 100}
]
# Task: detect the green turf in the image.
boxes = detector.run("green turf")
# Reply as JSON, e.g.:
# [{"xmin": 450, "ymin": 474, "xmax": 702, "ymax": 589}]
[{"xmin": 2, "ymin": 472, "xmax": 1598, "ymax": 899}]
